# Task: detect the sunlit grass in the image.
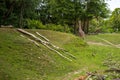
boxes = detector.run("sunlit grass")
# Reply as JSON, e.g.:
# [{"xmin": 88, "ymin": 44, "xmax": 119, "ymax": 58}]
[
  {"xmin": 86, "ymin": 33, "xmax": 120, "ymax": 45},
  {"xmin": 0, "ymin": 28, "xmax": 120, "ymax": 80}
]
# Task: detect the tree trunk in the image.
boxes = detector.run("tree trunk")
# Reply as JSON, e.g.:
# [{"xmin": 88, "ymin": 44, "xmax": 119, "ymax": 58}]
[
  {"xmin": 3, "ymin": 0, "xmax": 15, "ymax": 21},
  {"xmin": 81, "ymin": 19, "xmax": 90, "ymax": 34},
  {"xmin": 80, "ymin": 20, "xmax": 85, "ymax": 32},
  {"xmin": 19, "ymin": 0, "xmax": 24, "ymax": 28},
  {"xmin": 86, "ymin": 19, "xmax": 89, "ymax": 34},
  {"xmin": 74, "ymin": 20, "xmax": 78, "ymax": 34},
  {"xmin": 78, "ymin": 20, "xmax": 85, "ymax": 39}
]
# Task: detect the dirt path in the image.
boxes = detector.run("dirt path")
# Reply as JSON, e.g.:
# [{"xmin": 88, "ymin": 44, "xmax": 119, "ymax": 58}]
[
  {"xmin": 87, "ymin": 41, "xmax": 110, "ymax": 47},
  {"xmin": 87, "ymin": 37, "xmax": 120, "ymax": 48}
]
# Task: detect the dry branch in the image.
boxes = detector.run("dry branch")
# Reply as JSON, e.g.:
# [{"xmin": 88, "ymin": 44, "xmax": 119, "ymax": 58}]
[
  {"xmin": 20, "ymin": 35, "xmax": 40, "ymax": 47},
  {"xmin": 65, "ymin": 52, "xmax": 76, "ymax": 59},
  {"xmin": 36, "ymin": 32, "xmax": 65, "ymax": 50},
  {"xmin": 43, "ymin": 43, "xmax": 72, "ymax": 61},
  {"xmin": 17, "ymin": 29, "xmax": 73, "ymax": 61},
  {"xmin": 36, "ymin": 32, "xmax": 49, "ymax": 42},
  {"xmin": 36, "ymin": 32, "xmax": 76, "ymax": 59}
]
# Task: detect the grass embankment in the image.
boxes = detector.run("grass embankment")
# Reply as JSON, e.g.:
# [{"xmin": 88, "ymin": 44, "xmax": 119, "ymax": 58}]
[{"xmin": 0, "ymin": 28, "xmax": 120, "ymax": 80}]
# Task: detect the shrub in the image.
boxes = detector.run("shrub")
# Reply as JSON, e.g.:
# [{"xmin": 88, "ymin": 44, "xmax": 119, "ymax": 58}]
[
  {"xmin": 24, "ymin": 19, "xmax": 71, "ymax": 33},
  {"xmin": 45, "ymin": 24, "xmax": 63, "ymax": 31},
  {"xmin": 24, "ymin": 19, "xmax": 45, "ymax": 29}
]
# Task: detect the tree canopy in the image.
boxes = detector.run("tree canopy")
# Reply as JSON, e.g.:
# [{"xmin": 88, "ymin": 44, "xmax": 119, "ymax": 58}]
[
  {"xmin": 0, "ymin": 0, "xmax": 111, "ymax": 34},
  {"xmin": 109, "ymin": 8, "xmax": 120, "ymax": 32},
  {"xmin": 0, "ymin": 0, "xmax": 41, "ymax": 27},
  {"xmin": 37, "ymin": 0, "xmax": 110, "ymax": 34}
]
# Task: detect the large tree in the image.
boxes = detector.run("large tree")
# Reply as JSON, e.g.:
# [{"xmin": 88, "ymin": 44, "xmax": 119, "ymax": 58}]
[
  {"xmin": 0, "ymin": 0, "xmax": 41, "ymax": 28},
  {"xmin": 79, "ymin": 0, "xmax": 109, "ymax": 34},
  {"xmin": 38, "ymin": 0, "xmax": 109, "ymax": 34},
  {"xmin": 109, "ymin": 8, "xmax": 120, "ymax": 32}
]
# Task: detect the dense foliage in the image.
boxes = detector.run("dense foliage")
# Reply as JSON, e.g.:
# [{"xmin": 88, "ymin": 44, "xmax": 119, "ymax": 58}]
[
  {"xmin": 37, "ymin": 0, "xmax": 110, "ymax": 34},
  {"xmin": 1, "ymin": 0, "xmax": 120, "ymax": 33},
  {"xmin": 0, "ymin": 0, "xmax": 41, "ymax": 27},
  {"xmin": 109, "ymin": 8, "xmax": 120, "ymax": 32}
]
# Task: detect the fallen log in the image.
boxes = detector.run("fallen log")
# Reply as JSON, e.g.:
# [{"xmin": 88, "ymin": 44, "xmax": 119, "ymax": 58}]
[
  {"xmin": 43, "ymin": 43, "xmax": 72, "ymax": 61},
  {"xmin": 18, "ymin": 29, "xmax": 73, "ymax": 61},
  {"xmin": 36, "ymin": 32, "xmax": 64, "ymax": 50},
  {"xmin": 1, "ymin": 25, "xmax": 13, "ymax": 28},
  {"xmin": 36, "ymin": 32, "xmax": 49, "ymax": 42},
  {"xmin": 36, "ymin": 31, "xmax": 76, "ymax": 59},
  {"xmin": 20, "ymin": 35, "xmax": 40, "ymax": 47}
]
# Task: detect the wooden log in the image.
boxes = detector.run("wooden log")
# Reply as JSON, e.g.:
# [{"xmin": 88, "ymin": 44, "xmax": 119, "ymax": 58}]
[
  {"xmin": 65, "ymin": 52, "xmax": 76, "ymax": 59},
  {"xmin": 17, "ymin": 29, "xmax": 73, "ymax": 61},
  {"xmin": 36, "ymin": 32, "xmax": 76, "ymax": 59},
  {"xmin": 43, "ymin": 43, "xmax": 72, "ymax": 61},
  {"xmin": 20, "ymin": 35, "xmax": 40, "ymax": 47},
  {"xmin": 36, "ymin": 32, "xmax": 49, "ymax": 42},
  {"xmin": 1, "ymin": 25, "xmax": 13, "ymax": 28},
  {"xmin": 36, "ymin": 32, "xmax": 65, "ymax": 50},
  {"xmin": 17, "ymin": 29, "xmax": 47, "ymax": 44}
]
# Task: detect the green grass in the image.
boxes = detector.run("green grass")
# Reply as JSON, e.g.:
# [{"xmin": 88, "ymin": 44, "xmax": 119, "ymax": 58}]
[
  {"xmin": 86, "ymin": 33, "xmax": 120, "ymax": 45},
  {"xmin": 98, "ymin": 33, "xmax": 120, "ymax": 44},
  {"xmin": 0, "ymin": 28, "xmax": 120, "ymax": 80}
]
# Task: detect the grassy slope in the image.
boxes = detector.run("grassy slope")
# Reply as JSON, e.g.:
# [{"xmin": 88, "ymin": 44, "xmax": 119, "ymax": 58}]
[{"xmin": 0, "ymin": 28, "xmax": 120, "ymax": 80}]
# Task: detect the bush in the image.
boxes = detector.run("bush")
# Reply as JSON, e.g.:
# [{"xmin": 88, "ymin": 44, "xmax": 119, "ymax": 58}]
[
  {"xmin": 89, "ymin": 19, "xmax": 115, "ymax": 33},
  {"xmin": 24, "ymin": 19, "xmax": 45, "ymax": 29},
  {"xmin": 45, "ymin": 24, "xmax": 71, "ymax": 33},
  {"xmin": 24, "ymin": 19, "xmax": 71, "ymax": 33},
  {"xmin": 45, "ymin": 24, "xmax": 63, "ymax": 31}
]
